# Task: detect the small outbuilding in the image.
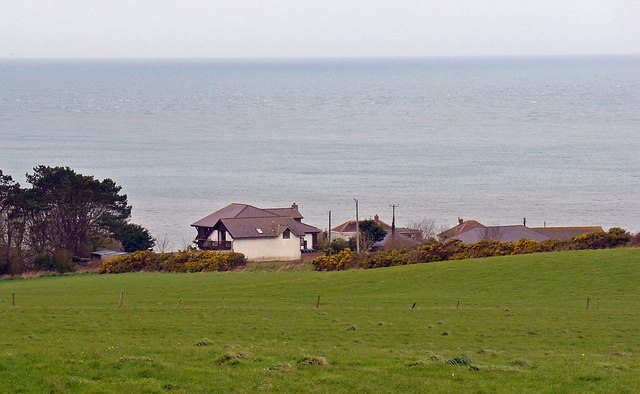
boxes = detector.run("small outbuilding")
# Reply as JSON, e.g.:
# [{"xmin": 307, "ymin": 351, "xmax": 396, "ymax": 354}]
[{"xmin": 91, "ymin": 250, "xmax": 128, "ymax": 265}]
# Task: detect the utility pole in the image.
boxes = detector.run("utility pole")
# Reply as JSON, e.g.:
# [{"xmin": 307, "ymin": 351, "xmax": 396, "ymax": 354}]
[
  {"xmin": 390, "ymin": 204, "xmax": 398, "ymax": 234},
  {"xmin": 328, "ymin": 210, "xmax": 332, "ymax": 244},
  {"xmin": 354, "ymin": 198, "xmax": 360, "ymax": 253}
]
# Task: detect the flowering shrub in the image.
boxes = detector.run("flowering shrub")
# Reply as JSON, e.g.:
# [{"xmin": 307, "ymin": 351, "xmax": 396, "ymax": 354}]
[
  {"xmin": 605, "ymin": 227, "xmax": 631, "ymax": 248},
  {"xmin": 361, "ymin": 249, "xmax": 410, "ymax": 269},
  {"xmin": 99, "ymin": 250, "xmax": 246, "ymax": 273},
  {"xmin": 311, "ymin": 248, "xmax": 358, "ymax": 271},
  {"xmin": 572, "ymin": 231, "xmax": 607, "ymax": 250},
  {"xmin": 312, "ymin": 227, "xmax": 633, "ymax": 271},
  {"xmin": 416, "ymin": 239, "xmax": 465, "ymax": 263}
]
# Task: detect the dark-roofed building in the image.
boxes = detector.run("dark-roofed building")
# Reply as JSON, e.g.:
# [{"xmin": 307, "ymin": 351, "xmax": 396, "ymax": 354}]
[
  {"xmin": 530, "ymin": 226, "xmax": 604, "ymax": 241},
  {"xmin": 450, "ymin": 225, "xmax": 552, "ymax": 244},
  {"xmin": 373, "ymin": 232, "xmax": 421, "ymax": 251},
  {"xmin": 192, "ymin": 203, "xmax": 320, "ymax": 261},
  {"xmin": 331, "ymin": 214, "xmax": 421, "ymax": 242},
  {"xmin": 437, "ymin": 218, "xmax": 486, "ymax": 241}
]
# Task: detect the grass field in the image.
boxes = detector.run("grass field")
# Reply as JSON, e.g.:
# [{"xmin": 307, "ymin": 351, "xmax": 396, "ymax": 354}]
[{"xmin": 1, "ymin": 248, "xmax": 639, "ymax": 392}]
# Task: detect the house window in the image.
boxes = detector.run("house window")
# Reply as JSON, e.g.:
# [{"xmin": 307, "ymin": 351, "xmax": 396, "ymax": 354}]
[{"xmin": 283, "ymin": 229, "xmax": 290, "ymax": 239}]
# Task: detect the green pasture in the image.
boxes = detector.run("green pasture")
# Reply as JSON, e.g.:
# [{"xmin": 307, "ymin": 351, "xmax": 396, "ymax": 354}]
[{"xmin": 1, "ymin": 248, "xmax": 639, "ymax": 392}]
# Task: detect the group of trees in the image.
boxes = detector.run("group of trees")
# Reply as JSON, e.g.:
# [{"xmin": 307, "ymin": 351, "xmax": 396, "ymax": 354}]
[
  {"xmin": 317, "ymin": 219, "xmax": 388, "ymax": 254},
  {"xmin": 0, "ymin": 166, "xmax": 155, "ymax": 275}
]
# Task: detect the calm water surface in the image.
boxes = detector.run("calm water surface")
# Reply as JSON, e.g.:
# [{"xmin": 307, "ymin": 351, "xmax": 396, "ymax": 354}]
[{"xmin": 1, "ymin": 56, "xmax": 638, "ymax": 248}]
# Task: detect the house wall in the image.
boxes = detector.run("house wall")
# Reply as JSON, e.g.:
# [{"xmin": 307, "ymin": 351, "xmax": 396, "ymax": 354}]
[
  {"xmin": 303, "ymin": 233, "xmax": 315, "ymax": 249},
  {"xmin": 208, "ymin": 230, "xmax": 234, "ymax": 242},
  {"xmin": 233, "ymin": 233, "xmax": 302, "ymax": 261},
  {"xmin": 330, "ymin": 231, "xmax": 357, "ymax": 241}
]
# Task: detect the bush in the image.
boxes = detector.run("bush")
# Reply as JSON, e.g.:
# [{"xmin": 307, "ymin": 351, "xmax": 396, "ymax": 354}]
[
  {"xmin": 99, "ymin": 250, "xmax": 246, "ymax": 274},
  {"xmin": 327, "ymin": 238, "xmax": 349, "ymax": 255},
  {"xmin": 34, "ymin": 254, "xmax": 53, "ymax": 271},
  {"xmin": 628, "ymin": 232, "xmax": 640, "ymax": 247},
  {"xmin": 33, "ymin": 252, "xmax": 74, "ymax": 273},
  {"xmin": 361, "ymin": 249, "xmax": 409, "ymax": 269},
  {"xmin": 572, "ymin": 231, "xmax": 607, "ymax": 250},
  {"xmin": 312, "ymin": 248, "xmax": 358, "ymax": 271},
  {"xmin": 605, "ymin": 227, "xmax": 631, "ymax": 248}
]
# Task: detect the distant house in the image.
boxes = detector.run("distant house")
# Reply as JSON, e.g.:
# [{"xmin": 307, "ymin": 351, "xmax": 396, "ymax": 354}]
[
  {"xmin": 437, "ymin": 218, "xmax": 485, "ymax": 241},
  {"xmin": 529, "ymin": 226, "xmax": 604, "ymax": 241},
  {"xmin": 373, "ymin": 232, "xmax": 421, "ymax": 251},
  {"xmin": 449, "ymin": 225, "xmax": 552, "ymax": 244},
  {"xmin": 191, "ymin": 203, "xmax": 320, "ymax": 261},
  {"xmin": 331, "ymin": 214, "xmax": 422, "ymax": 242}
]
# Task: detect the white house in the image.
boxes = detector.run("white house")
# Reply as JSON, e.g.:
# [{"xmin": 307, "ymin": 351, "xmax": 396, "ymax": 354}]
[{"xmin": 191, "ymin": 203, "xmax": 320, "ymax": 261}]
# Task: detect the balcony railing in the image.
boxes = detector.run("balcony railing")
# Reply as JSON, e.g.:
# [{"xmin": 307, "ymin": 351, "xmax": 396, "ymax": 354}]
[{"xmin": 198, "ymin": 240, "xmax": 232, "ymax": 251}]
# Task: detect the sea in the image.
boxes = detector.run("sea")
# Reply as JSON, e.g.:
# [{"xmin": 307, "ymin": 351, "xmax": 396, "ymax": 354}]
[{"xmin": 1, "ymin": 56, "xmax": 638, "ymax": 249}]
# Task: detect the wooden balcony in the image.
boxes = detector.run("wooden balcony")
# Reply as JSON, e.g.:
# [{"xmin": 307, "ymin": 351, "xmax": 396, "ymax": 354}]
[{"xmin": 197, "ymin": 240, "xmax": 232, "ymax": 251}]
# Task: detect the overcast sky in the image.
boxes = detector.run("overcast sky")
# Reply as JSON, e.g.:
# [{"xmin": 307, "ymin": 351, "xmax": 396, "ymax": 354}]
[{"xmin": 1, "ymin": 1, "xmax": 638, "ymax": 59}]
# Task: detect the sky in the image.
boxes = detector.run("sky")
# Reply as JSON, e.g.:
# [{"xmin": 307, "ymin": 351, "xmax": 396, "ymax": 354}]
[{"xmin": 1, "ymin": 1, "xmax": 639, "ymax": 59}]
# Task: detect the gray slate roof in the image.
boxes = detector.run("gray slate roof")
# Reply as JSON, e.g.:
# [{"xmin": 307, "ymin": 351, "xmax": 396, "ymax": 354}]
[
  {"xmin": 192, "ymin": 203, "xmax": 319, "ymax": 239},
  {"xmin": 530, "ymin": 226, "xmax": 603, "ymax": 241},
  {"xmin": 450, "ymin": 225, "xmax": 552, "ymax": 244}
]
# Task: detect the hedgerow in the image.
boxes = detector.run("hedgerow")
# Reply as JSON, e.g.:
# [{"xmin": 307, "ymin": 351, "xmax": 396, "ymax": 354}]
[
  {"xmin": 312, "ymin": 229, "xmax": 635, "ymax": 271},
  {"xmin": 311, "ymin": 248, "xmax": 358, "ymax": 271},
  {"xmin": 99, "ymin": 250, "xmax": 246, "ymax": 274}
]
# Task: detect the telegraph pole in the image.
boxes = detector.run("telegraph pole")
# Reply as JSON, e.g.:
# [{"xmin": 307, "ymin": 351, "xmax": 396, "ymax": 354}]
[
  {"xmin": 328, "ymin": 210, "xmax": 332, "ymax": 244},
  {"xmin": 390, "ymin": 204, "xmax": 398, "ymax": 234},
  {"xmin": 354, "ymin": 199, "xmax": 360, "ymax": 253}
]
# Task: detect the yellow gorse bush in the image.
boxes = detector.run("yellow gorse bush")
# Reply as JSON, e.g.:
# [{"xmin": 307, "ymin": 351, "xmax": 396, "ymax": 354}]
[{"xmin": 99, "ymin": 250, "xmax": 246, "ymax": 273}]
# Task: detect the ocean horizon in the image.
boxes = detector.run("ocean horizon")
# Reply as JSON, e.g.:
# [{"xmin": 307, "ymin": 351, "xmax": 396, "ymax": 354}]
[{"xmin": 1, "ymin": 55, "xmax": 638, "ymax": 249}]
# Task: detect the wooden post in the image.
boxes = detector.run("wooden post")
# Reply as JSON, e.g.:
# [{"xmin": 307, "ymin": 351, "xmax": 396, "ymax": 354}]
[
  {"xmin": 11, "ymin": 293, "xmax": 15, "ymax": 307},
  {"xmin": 596, "ymin": 299, "xmax": 600, "ymax": 311},
  {"xmin": 118, "ymin": 290, "xmax": 124, "ymax": 308},
  {"xmin": 456, "ymin": 299, "xmax": 461, "ymax": 309},
  {"xmin": 586, "ymin": 296, "xmax": 590, "ymax": 311},
  {"xmin": 316, "ymin": 295, "xmax": 321, "ymax": 309},
  {"xmin": 176, "ymin": 297, "xmax": 182, "ymax": 309},
  {"xmin": 222, "ymin": 296, "xmax": 226, "ymax": 309}
]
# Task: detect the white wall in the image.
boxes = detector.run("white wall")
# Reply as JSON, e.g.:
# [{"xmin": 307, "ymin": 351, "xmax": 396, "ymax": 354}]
[
  {"xmin": 303, "ymin": 233, "xmax": 314, "ymax": 249},
  {"xmin": 233, "ymin": 233, "xmax": 301, "ymax": 261},
  {"xmin": 330, "ymin": 231, "xmax": 356, "ymax": 241},
  {"xmin": 207, "ymin": 230, "xmax": 235, "ymax": 242}
]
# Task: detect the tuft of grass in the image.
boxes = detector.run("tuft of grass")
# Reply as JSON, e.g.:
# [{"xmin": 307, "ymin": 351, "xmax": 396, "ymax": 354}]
[
  {"xmin": 511, "ymin": 359, "xmax": 531, "ymax": 368},
  {"xmin": 445, "ymin": 355, "xmax": 475, "ymax": 366},
  {"xmin": 118, "ymin": 355, "xmax": 154, "ymax": 363},
  {"xmin": 195, "ymin": 337, "xmax": 213, "ymax": 346},
  {"xmin": 298, "ymin": 355, "xmax": 328, "ymax": 366},
  {"xmin": 218, "ymin": 352, "xmax": 248, "ymax": 365},
  {"xmin": 268, "ymin": 362, "xmax": 293, "ymax": 372}
]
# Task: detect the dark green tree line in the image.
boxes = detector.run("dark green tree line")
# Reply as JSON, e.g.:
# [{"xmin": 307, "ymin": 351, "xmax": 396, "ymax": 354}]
[{"xmin": 0, "ymin": 166, "xmax": 155, "ymax": 274}]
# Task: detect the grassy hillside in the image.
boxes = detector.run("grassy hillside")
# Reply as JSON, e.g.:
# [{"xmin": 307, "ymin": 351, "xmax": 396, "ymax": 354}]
[{"xmin": 1, "ymin": 249, "xmax": 639, "ymax": 392}]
